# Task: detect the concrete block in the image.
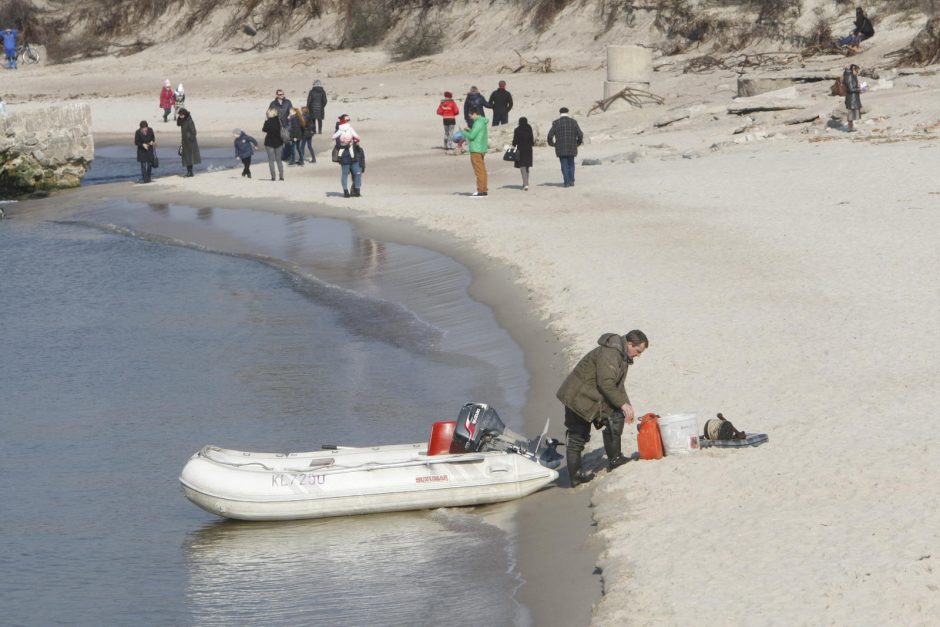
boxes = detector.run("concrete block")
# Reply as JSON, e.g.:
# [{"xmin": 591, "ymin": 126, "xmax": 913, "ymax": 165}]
[{"xmin": 606, "ymin": 45, "xmax": 652, "ymax": 84}]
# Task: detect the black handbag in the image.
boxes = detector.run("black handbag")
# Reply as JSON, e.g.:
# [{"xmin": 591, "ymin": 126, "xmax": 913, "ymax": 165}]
[
  {"xmin": 152, "ymin": 151, "xmax": 159, "ymax": 168},
  {"xmin": 177, "ymin": 145, "xmax": 183, "ymax": 156},
  {"xmin": 331, "ymin": 145, "xmax": 341, "ymax": 163},
  {"xmin": 503, "ymin": 146, "xmax": 518, "ymax": 162}
]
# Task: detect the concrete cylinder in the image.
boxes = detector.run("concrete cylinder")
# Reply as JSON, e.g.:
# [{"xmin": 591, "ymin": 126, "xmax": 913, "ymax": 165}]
[{"xmin": 606, "ymin": 45, "xmax": 652, "ymax": 84}]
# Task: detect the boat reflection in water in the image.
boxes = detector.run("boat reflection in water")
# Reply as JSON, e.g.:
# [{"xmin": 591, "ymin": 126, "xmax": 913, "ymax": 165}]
[{"xmin": 183, "ymin": 506, "xmax": 531, "ymax": 625}]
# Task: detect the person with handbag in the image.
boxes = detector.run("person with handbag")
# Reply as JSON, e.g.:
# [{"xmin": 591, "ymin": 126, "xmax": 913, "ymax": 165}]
[
  {"xmin": 134, "ymin": 120, "xmax": 156, "ymax": 184},
  {"xmin": 262, "ymin": 107, "xmax": 285, "ymax": 181},
  {"xmin": 546, "ymin": 106, "xmax": 583, "ymax": 188},
  {"xmin": 510, "ymin": 116, "xmax": 534, "ymax": 191}
]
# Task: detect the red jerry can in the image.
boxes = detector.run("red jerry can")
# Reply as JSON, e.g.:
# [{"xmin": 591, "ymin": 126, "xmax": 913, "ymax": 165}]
[{"xmin": 637, "ymin": 413, "xmax": 664, "ymax": 460}]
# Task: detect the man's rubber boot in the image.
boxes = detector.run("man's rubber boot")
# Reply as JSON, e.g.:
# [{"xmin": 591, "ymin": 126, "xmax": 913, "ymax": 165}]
[
  {"xmin": 567, "ymin": 449, "xmax": 595, "ymax": 488},
  {"xmin": 604, "ymin": 427, "xmax": 628, "ymax": 472}
]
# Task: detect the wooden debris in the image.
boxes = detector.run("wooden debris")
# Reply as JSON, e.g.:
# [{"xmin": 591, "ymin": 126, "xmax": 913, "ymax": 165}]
[
  {"xmin": 886, "ymin": 16, "xmax": 940, "ymax": 67},
  {"xmin": 588, "ymin": 87, "xmax": 665, "ymax": 116},
  {"xmin": 497, "ymin": 50, "xmax": 553, "ymax": 74},
  {"xmin": 684, "ymin": 52, "xmax": 803, "ymax": 74}
]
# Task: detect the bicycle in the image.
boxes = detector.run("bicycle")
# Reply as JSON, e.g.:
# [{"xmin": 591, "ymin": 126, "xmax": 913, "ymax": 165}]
[{"xmin": 15, "ymin": 43, "xmax": 39, "ymax": 65}]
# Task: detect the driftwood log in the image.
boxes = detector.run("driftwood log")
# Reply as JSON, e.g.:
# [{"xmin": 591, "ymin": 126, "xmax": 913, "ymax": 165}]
[
  {"xmin": 588, "ymin": 87, "xmax": 665, "ymax": 115},
  {"xmin": 497, "ymin": 49, "xmax": 553, "ymax": 73},
  {"xmin": 684, "ymin": 52, "xmax": 803, "ymax": 74},
  {"xmin": 886, "ymin": 16, "xmax": 940, "ymax": 67}
]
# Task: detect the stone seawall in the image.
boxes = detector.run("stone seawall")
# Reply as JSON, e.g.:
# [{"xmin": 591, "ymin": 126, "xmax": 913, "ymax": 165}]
[{"xmin": 0, "ymin": 103, "xmax": 94, "ymax": 197}]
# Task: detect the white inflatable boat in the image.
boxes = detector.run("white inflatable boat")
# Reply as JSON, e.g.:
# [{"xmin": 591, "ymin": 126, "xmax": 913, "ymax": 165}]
[{"xmin": 180, "ymin": 403, "xmax": 562, "ymax": 521}]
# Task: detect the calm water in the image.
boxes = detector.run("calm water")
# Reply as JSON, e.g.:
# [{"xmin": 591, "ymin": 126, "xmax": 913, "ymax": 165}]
[
  {"xmin": 84, "ymin": 145, "xmax": 237, "ymax": 185},
  {"xmin": 0, "ymin": 201, "xmax": 534, "ymax": 625}
]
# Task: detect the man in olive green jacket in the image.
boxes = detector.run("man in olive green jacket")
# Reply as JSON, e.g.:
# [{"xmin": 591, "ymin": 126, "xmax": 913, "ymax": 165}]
[{"xmin": 556, "ymin": 330, "xmax": 649, "ymax": 486}]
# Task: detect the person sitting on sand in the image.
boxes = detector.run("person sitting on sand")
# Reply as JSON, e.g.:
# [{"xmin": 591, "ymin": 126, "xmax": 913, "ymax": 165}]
[{"xmin": 838, "ymin": 7, "xmax": 875, "ymax": 49}]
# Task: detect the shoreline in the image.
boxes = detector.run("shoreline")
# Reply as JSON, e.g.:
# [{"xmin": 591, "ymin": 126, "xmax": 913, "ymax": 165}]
[
  {"xmin": 7, "ymin": 23, "xmax": 940, "ymax": 621},
  {"xmin": 15, "ymin": 180, "xmax": 603, "ymax": 626}
]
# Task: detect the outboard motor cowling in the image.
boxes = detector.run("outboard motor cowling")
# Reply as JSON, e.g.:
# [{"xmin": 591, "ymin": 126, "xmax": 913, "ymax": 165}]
[{"xmin": 450, "ymin": 402, "xmax": 504, "ymax": 453}]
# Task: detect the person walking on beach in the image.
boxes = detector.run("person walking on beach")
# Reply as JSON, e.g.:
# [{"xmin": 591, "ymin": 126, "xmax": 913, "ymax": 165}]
[
  {"xmin": 464, "ymin": 107, "xmax": 489, "ymax": 197},
  {"xmin": 176, "ymin": 108, "xmax": 200, "ymax": 177},
  {"xmin": 288, "ymin": 107, "xmax": 305, "ymax": 166},
  {"xmin": 547, "ymin": 107, "xmax": 583, "ymax": 188},
  {"xmin": 306, "ymin": 79, "xmax": 328, "ymax": 135},
  {"xmin": 487, "ymin": 80, "xmax": 513, "ymax": 127},
  {"xmin": 335, "ymin": 139, "xmax": 365, "ymax": 198},
  {"xmin": 262, "ymin": 107, "xmax": 285, "ymax": 181},
  {"xmin": 436, "ymin": 91, "xmax": 460, "ymax": 151},
  {"xmin": 301, "ymin": 106, "xmax": 316, "ymax": 163},
  {"xmin": 511, "ymin": 117, "xmax": 534, "ymax": 191},
  {"xmin": 159, "ymin": 80, "xmax": 175, "ymax": 123},
  {"xmin": 233, "ymin": 128, "xmax": 258, "ymax": 178},
  {"xmin": 134, "ymin": 120, "xmax": 156, "ymax": 184},
  {"xmin": 3, "ymin": 28, "xmax": 19, "ymax": 70},
  {"xmin": 843, "ymin": 64, "xmax": 862, "ymax": 131},
  {"xmin": 463, "ymin": 86, "xmax": 488, "ymax": 128},
  {"xmin": 557, "ymin": 330, "xmax": 649, "ymax": 487}
]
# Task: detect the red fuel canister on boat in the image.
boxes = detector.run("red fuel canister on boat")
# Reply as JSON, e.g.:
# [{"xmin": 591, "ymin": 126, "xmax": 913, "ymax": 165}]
[
  {"xmin": 427, "ymin": 421, "xmax": 457, "ymax": 455},
  {"xmin": 637, "ymin": 413, "xmax": 664, "ymax": 460}
]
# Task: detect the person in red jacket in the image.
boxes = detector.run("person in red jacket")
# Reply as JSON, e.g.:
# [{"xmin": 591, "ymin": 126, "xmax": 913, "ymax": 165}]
[
  {"xmin": 159, "ymin": 79, "xmax": 176, "ymax": 123},
  {"xmin": 436, "ymin": 91, "xmax": 460, "ymax": 152}
]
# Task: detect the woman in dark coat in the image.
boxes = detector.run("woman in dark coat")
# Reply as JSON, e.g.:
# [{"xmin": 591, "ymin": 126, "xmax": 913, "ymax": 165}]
[
  {"xmin": 843, "ymin": 64, "xmax": 862, "ymax": 132},
  {"xmin": 287, "ymin": 108, "xmax": 305, "ymax": 166},
  {"xmin": 306, "ymin": 79, "xmax": 328, "ymax": 134},
  {"xmin": 262, "ymin": 107, "xmax": 285, "ymax": 181},
  {"xmin": 176, "ymin": 108, "xmax": 201, "ymax": 177},
  {"xmin": 511, "ymin": 116, "xmax": 534, "ymax": 191},
  {"xmin": 134, "ymin": 120, "xmax": 156, "ymax": 183}
]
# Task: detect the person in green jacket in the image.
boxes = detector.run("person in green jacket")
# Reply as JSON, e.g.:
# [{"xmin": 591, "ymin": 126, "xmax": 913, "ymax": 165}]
[
  {"xmin": 556, "ymin": 330, "xmax": 649, "ymax": 486},
  {"xmin": 464, "ymin": 107, "xmax": 489, "ymax": 197}
]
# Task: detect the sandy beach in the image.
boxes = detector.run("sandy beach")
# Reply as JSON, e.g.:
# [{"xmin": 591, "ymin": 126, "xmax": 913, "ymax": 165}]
[{"xmin": 6, "ymin": 3, "xmax": 940, "ymax": 623}]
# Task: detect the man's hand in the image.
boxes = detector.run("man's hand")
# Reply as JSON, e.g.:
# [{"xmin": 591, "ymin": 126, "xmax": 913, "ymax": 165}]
[{"xmin": 621, "ymin": 403, "xmax": 636, "ymax": 424}]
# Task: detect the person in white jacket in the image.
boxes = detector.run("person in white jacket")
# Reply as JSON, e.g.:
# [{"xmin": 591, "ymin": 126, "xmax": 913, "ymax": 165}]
[{"xmin": 331, "ymin": 114, "xmax": 360, "ymax": 145}]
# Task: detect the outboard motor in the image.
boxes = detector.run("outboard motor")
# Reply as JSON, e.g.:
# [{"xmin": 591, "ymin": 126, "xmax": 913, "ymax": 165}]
[
  {"xmin": 450, "ymin": 402, "xmax": 527, "ymax": 454},
  {"xmin": 450, "ymin": 402, "xmax": 563, "ymax": 469}
]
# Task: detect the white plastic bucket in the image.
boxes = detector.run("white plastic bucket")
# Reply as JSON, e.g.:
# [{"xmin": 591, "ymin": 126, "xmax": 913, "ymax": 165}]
[{"xmin": 658, "ymin": 414, "xmax": 699, "ymax": 455}]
